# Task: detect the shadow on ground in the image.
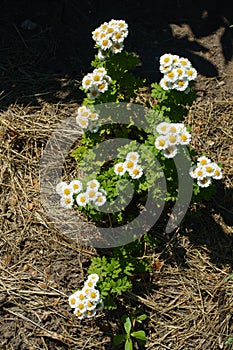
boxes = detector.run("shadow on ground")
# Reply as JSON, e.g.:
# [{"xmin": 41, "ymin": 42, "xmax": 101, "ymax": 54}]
[{"xmin": 0, "ymin": 0, "xmax": 233, "ymax": 108}]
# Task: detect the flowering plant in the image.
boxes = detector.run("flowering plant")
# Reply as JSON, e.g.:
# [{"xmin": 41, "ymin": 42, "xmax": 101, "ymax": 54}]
[{"xmin": 58, "ymin": 19, "xmax": 223, "ymax": 317}]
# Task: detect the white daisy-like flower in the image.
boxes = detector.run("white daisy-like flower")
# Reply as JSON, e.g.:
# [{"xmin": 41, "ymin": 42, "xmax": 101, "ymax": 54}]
[
  {"xmin": 88, "ymin": 121, "xmax": 99, "ymax": 133},
  {"xmin": 212, "ymin": 164, "xmax": 222, "ymax": 180},
  {"xmin": 100, "ymin": 22, "xmax": 109, "ymax": 32},
  {"xmin": 195, "ymin": 166, "xmax": 207, "ymax": 180},
  {"xmin": 97, "ymin": 80, "xmax": 109, "ymax": 93},
  {"xmin": 178, "ymin": 129, "xmax": 191, "ymax": 145},
  {"xmin": 114, "ymin": 162, "xmax": 127, "ymax": 176},
  {"xmin": 159, "ymin": 65, "xmax": 172, "ymax": 74},
  {"xmin": 178, "ymin": 57, "xmax": 191, "ymax": 68},
  {"xmin": 88, "ymin": 88, "xmax": 100, "ymax": 100},
  {"xmin": 68, "ymin": 293, "xmax": 79, "ymax": 308},
  {"xmin": 112, "ymin": 31, "xmax": 125, "ymax": 43},
  {"xmin": 82, "ymin": 285, "xmax": 92, "ymax": 296},
  {"xmin": 89, "ymin": 112, "xmax": 99, "ymax": 121},
  {"xmin": 77, "ymin": 105, "xmax": 90, "ymax": 118},
  {"xmin": 173, "ymin": 79, "xmax": 189, "ymax": 91},
  {"xmin": 86, "ymin": 309, "xmax": 97, "ymax": 318},
  {"xmin": 204, "ymin": 163, "xmax": 216, "ymax": 177},
  {"xmin": 166, "ymin": 69, "xmax": 179, "ymax": 83},
  {"xmin": 87, "ymin": 274, "xmax": 99, "ymax": 284},
  {"xmin": 197, "ymin": 177, "xmax": 212, "ymax": 188},
  {"xmin": 75, "ymin": 301, "xmax": 87, "ymax": 314},
  {"xmin": 84, "ymin": 279, "xmax": 97, "ymax": 289},
  {"xmin": 123, "ymin": 159, "xmax": 137, "ymax": 172},
  {"xmin": 174, "ymin": 66, "xmax": 186, "ymax": 79},
  {"xmin": 85, "ymin": 188, "xmax": 99, "ymax": 202},
  {"xmin": 74, "ymin": 309, "xmax": 86, "ymax": 319},
  {"xmin": 108, "ymin": 19, "xmax": 118, "ymax": 28},
  {"xmin": 160, "ymin": 77, "xmax": 173, "ymax": 90},
  {"xmin": 167, "ymin": 133, "xmax": 179, "ymax": 146},
  {"xmin": 126, "ymin": 151, "xmax": 140, "ymax": 162},
  {"xmin": 76, "ymin": 115, "xmax": 89, "ymax": 129},
  {"xmin": 172, "ymin": 54, "xmax": 180, "ymax": 65},
  {"xmin": 168, "ymin": 123, "xmax": 184, "ymax": 134},
  {"xmin": 82, "ymin": 73, "xmax": 93, "ymax": 90},
  {"xmin": 155, "ymin": 135, "xmax": 169, "ymax": 150},
  {"xmin": 87, "ymin": 288, "xmax": 100, "ymax": 303},
  {"xmin": 99, "ymin": 37, "xmax": 112, "ymax": 50},
  {"xmin": 87, "ymin": 179, "xmax": 100, "ymax": 191},
  {"xmin": 197, "ymin": 156, "xmax": 211, "ymax": 167},
  {"xmin": 60, "ymin": 195, "xmax": 74, "ymax": 209},
  {"xmin": 74, "ymin": 290, "xmax": 86, "ymax": 302},
  {"xmin": 94, "ymin": 192, "xmax": 107, "ymax": 206},
  {"xmin": 92, "ymin": 72, "xmax": 103, "ymax": 84},
  {"xmin": 111, "ymin": 41, "xmax": 124, "ymax": 54},
  {"xmin": 76, "ymin": 192, "xmax": 89, "ymax": 207},
  {"xmin": 92, "ymin": 28, "xmax": 101, "ymax": 41},
  {"xmin": 128, "ymin": 165, "xmax": 143, "ymax": 179},
  {"xmin": 189, "ymin": 165, "xmax": 197, "ymax": 179},
  {"xmin": 70, "ymin": 180, "xmax": 83, "ymax": 194},
  {"xmin": 159, "ymin": 53, "xmax": 174, "ymax": 67},
  {"xmin": 60, "ymin": 184, "xmax": 73, "ymax": 197},
  {"xmin": 185, "ymin": 67, "xmax": 197, "ymax": 81},
  {"xmin": 85, "ymin": 299, "xmax": 97, "ymax": 311},
  {"xmin": 156, "ymin": 122, "xmax": 170, "ymax": 135},
  {"xmin": 95, "ymin": 67, "xmax": 107, "ymax": 76},
  {"xmin": 116, "ymin": 19, "xmax": 128, "ymax": 31},
  {"xmin": 162, "ymin": 146, "xmax": 178, "ymax": 158},
  {"xmin": 56, "ymin": 181, "xmax": 68, "ymax": 196}
]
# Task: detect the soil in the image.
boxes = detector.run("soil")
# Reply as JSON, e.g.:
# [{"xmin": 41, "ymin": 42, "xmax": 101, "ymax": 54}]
[{"xmin": 0, "ymin": 1, "xmax": 233, "ymax": 350}]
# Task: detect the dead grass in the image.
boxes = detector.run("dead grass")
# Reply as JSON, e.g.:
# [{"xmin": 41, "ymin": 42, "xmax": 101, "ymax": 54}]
[{"xmin": 0, "ymin": 78, "xmax": 233, "ymax": 349}]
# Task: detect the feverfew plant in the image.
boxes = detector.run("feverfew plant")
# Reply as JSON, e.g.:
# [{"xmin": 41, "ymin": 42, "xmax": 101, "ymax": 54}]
[{"xmin": 56, "ymin": 19, "xmax": 224, "ymax": 320}]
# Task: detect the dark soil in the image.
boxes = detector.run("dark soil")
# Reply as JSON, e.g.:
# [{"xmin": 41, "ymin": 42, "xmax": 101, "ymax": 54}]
[{"xmin": 0, "ymin": 1, "xmax": 233, "ymax": 349}]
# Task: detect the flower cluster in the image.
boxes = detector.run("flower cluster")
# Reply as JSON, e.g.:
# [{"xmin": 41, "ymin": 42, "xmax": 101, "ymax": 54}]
[
  {"xmin": 56, "ymin": 179, "xmax": 107, "ymax": 209},
  {"xmin": 189, "ymin": 156, "xmax": 222, "ymax": 187},
  {"xmin": 76, "ymin": 105, "xmax": 99, "ymax": 133},
  {"xmin": 155, "ymin": 121, "xmax": 191, "ymax": 158},
  {"xmin": 159, "ymin": 53, "xmax": 197, "ymax": 92},
  {"xmin": 68, "ymin": 274, "xmax": 103, "ymax": 320},
  {"xmin": 92, "ymin": 19, "xmax": 128, "ymax": 58},
  {"xmin": 82, "ymin": 67, "xmax": 111, "ymax": 99},
  {"xmin": 114, "ymin": 151, "xmax": 143, "ymax": 179}
]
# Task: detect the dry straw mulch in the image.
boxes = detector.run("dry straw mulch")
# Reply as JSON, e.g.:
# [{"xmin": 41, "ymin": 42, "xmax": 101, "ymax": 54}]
[{"xmin": 0, "ymin": 76, "xmax": 233, "ymax": 350}]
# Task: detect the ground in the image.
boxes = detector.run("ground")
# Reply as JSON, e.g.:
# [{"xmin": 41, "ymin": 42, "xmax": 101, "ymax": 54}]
[{"xmin": 0, "ymin": 1, "xmax": 233, "ymax": 349}]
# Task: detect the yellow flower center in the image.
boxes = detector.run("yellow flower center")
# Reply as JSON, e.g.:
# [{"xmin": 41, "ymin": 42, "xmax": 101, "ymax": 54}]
[
  {"xmin": 70, "ymin": 298, "xmax": 76, "ymax": 305},
  {"xmin": 178, "ymin": 81, "xmax": 184, "ymax": 86},
  {"xmin": 117, "ymin": 165, "xmax": 123, "ymax": 172},
  {"xmin": 93, "ymin": 75, "xmax": 100, "ymax": 82},
  {"xmin": 126, "ymin": 161, "xmax": 134, "ymax": 168},
  {"xmin": 133, "ymin": 169, "xmax": 140, "ymax": 175},
  {"xmin": 102, "ymin": 39, "xmax": 109, "ymax": 46},
  {"xmin": 64, "ymin": 188, "xmax": 70, "ymax": 195},
  {"xmin": 159, "ymin": 139, "xmax": 165, "ymax": 147},
  {"xmin": 90, "ymin": 292, "xmax": 97, "ymax": 299},
  {"xmin": 164, "ymin": 57, "xmax": 170, "ymax": 63},
  {"xmin": 169, "ymin": 135, "xmax": 177, "ymax": 143},
  {"xmin": 181, "ymin": 134, "xmax": 187, "ymax": 141},
  {"xmin": 167, "ymin": 71, "xmax": 174, "ymax": 78}
]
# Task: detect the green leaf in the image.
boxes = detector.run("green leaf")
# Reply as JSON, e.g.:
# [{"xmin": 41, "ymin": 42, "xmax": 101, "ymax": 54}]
[
  {"xmin": 226, "ymin": 274, "xmax": 233, "ymax": 281},
  {"xmin": 131, "ymin": 330, "xmax": 147, "ymax": 342},
  {"xmin": 225, "ymin": 337, "xmax": 233, "ymax": 345},
  {"xmin": 125, "ymin": 338, "xmax": 133, "ymax": 350},
  {"xmin": 123, "ymin": 316, "xmax": 132, "ymax": 335},
  {"xmin": 136, "ymin": 314, "xmax": 147, "ymax": 323},
  {"xmin": 113, "ymin": 334, "xmax": 127, "ymax": 345}
]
